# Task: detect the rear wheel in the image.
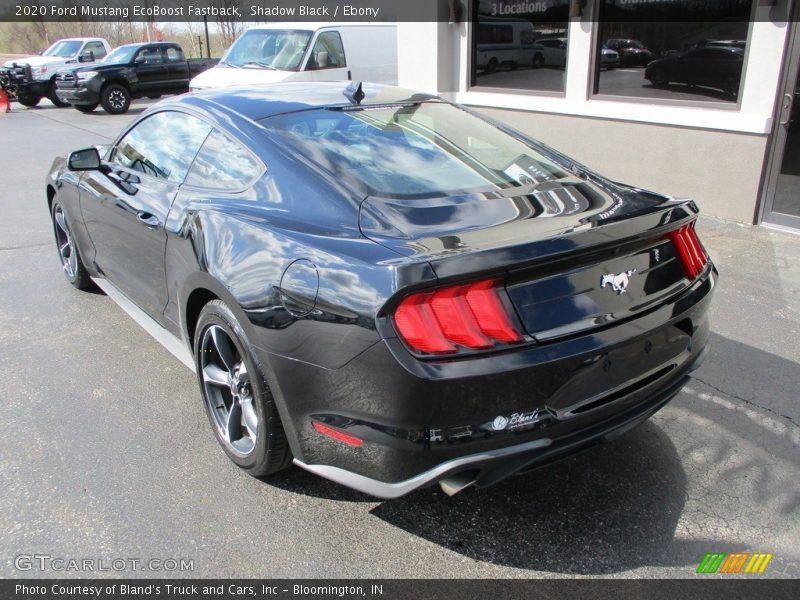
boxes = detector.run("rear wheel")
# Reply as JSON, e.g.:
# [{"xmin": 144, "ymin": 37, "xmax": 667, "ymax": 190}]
[
  {"xmin": 51, "ymin": 201, "xmax": 91, "ymax": 289},
  {"xmin": 194, "ymin": 300, "xmax": 292, "ymax": 476},
  {"xmin": 532, "ymin": 53, "xmax": 544, "ymax": 68},
  {"xmin": 486, "ymin": 58, "xmax": 498, "ymax": 73},
  {"xmin": 100, "ymin": 83, "xmax": 131, "ymax": 114}
]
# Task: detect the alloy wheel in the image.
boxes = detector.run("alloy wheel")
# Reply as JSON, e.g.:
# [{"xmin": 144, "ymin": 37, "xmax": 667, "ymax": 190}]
[
  {"xmin": 107, "ymin": 89, "xmax": 126, "ymax": 110},
  {"xmin": 53, "ymin": 205, "xmax": 77, "ymax": 279},
  {"xmin": 199, "ymin": 325, "xmax": 258, "ymax": 456}
]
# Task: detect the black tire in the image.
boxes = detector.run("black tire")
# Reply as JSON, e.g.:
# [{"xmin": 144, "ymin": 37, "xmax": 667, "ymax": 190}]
[
  {"xmin": 486, "ymin": 58, "xmax": 498, "ymax": 73},
  {"xmin": 51, "ymin": 200, "xmax": 91, "ymax": 290},
  {"xmin": 194, "ymin": 300, "xmax": 292, "ymax": 477},
  {"xmin": 100, "ymin": 83, "xmax": 131, "ymax": 114},
  {"xmin": 532, "ymin": 53, "xmax": 544, "ymax": 68},
  {"xmin": 17, "ymin": 94, "xmax": 40, "ymax": 107},
  {"xmin": 48, "ymin": 82, "xmax": 70, "ymax": 107},
  {"xmin": 648, "ymin": 68, "xmax": 668, "ymax": 88},
  {"xmin": 74, "ymin": 103, "xmax": 98, "ymax": 113}
]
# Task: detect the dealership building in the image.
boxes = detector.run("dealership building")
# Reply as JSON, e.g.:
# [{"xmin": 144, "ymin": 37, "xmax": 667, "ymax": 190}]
[{"xmin": 397, "ymin": 0, "xmax": 800, "ymax": 231}]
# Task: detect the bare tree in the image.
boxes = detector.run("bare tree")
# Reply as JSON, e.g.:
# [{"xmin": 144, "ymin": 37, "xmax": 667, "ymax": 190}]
[{"xmin": 216, "ymin": 0, "xmax": 245, "ymax": 50}]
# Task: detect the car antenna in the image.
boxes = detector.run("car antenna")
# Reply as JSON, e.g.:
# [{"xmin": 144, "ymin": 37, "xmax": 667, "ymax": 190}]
[{"xmin": 343, "ymin": 81, "xmax": 365, "ymax": 105}]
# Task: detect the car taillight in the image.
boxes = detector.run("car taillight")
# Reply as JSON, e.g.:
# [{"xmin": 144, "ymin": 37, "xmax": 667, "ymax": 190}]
[
  {"xmin": 393, "ymin": 279, "xmax": 523, "ymax": 355},
  {"xmin": 667, "ymin": 223, "xmax": 708, "ymax": 280}
]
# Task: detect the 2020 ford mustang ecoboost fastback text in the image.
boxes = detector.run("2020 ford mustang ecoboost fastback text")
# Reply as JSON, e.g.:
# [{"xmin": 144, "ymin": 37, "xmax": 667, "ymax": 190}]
[{"xmin": 47, "ymin": 82, "xmax": 716, "ymax": 498}]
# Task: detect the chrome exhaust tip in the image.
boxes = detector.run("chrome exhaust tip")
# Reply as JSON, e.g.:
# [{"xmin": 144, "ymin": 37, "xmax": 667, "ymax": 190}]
[{"xmin": 438, "ymin": 471, "xmax": 479, "ymax": 496}]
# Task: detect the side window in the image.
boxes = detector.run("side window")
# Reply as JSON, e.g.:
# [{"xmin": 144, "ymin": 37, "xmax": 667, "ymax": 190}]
[
  {"xmin": 84, "ymin": 42, "xmax": 106, "ymax": 60},
  {"xmin": 307, "ymin": 31, "xmax": 346, "ymax": 70},
  {"xmin": 184, "ymin": 131, "xmax": 262, "ymax": 190},
  {"xmin": 165, "ymin": 46, "xmax": 185, "ymax": 62},
  {"xmin": 136, "ymin": 47, "xmax": 163, "ymax": 65},
  {"xmin": 111, "ymin": 112, "xmax": 212, "ymax": 183}
]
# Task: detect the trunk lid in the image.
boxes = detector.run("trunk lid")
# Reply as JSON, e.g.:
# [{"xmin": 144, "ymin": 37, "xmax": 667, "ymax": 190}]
[{"xmin": 360, "ymin": 178, "xmax": 698, "ymax": 341}]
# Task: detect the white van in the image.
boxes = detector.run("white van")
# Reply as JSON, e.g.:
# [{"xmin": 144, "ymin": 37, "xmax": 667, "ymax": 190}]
[
  {"xmin": 189, "ymin": 23, "xmax": 397, "ymax": 90},
  {"xmin": 476, "ymin": 17, "xmax": 542, "ymax": 72}
]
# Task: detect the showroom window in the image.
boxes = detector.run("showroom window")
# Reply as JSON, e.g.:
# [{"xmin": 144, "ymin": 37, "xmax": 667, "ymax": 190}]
[
  {"xmin": 471, "ymin": 0, "xmax": 572, "ymax": 94},
  {"xmin": 593, "ymin": 0, "xmax": 753, "ymax": 104}
]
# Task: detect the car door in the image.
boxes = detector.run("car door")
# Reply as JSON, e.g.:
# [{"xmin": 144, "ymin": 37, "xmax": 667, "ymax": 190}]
[
  {"xmin": 303, "ymin": 31, "xmax": 348, "ymax": 81},
  {"xmin": 133, "ymin": 46, "xmax": 168, "ymax": 92},
  {"xmin": 79, "ymin": 111, "xmax": 212, "ymax": 320},
  {"xmin": 162, "ymin": 45, "xmax": 190, "ymax": 91}
]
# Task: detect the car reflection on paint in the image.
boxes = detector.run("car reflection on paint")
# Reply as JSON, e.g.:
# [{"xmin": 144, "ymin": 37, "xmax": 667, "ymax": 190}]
[{"xmin": 45, "ymin": 82, "xmax": 716, "ymax": 498}]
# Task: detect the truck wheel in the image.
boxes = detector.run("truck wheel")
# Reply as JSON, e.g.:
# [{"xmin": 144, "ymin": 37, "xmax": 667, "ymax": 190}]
[
  {"xmin": 17, "ymin": 94, "xmax": 40, "ymax": 108},
  {"xmin": 48, "ymin": 83, "xmax": 70, "ymax": 107},
  {"xmin": 100, "ymin": 83, "xmax": 131, "ymax": 114},
  {"xmin": 74, "ymin": 103, "xmax": 98, "ymax": 113}
]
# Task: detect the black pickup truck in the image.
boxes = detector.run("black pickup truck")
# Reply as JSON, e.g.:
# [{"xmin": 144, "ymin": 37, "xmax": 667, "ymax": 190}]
[{"xmin": 55, "ymin": 42, "xmax": 218, "ymax": 114}]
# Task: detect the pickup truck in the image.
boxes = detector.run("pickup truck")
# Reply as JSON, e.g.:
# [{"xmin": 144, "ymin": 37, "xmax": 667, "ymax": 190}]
[
  {"xmin": 55, "ymin": 42, "xmax": 218, "ymax": 114},
  {"xmin": 0, "ymin": 37, "xmax": 110, "ymax": 107}
]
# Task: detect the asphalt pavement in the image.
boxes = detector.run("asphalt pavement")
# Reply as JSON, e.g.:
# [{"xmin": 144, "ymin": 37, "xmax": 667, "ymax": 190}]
[{"xmin": 0, "ymin": 98, "xmax": 798, "ymax": 579}]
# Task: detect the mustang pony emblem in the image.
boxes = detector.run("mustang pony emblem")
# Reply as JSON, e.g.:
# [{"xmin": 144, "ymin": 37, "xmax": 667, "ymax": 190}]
[{"xmin": 601, "ymin": 269, "xmax": 636, "ymax": 294}]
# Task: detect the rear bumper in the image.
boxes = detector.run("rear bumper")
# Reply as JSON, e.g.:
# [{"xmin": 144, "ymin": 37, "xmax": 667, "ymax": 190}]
[
  {"xmin": 262, "ymin": 266, "xmax": 716, "ymax": 497},
  {"xmin": 295, "ymin": 349, "xmax": 701, "ymax": 498}
]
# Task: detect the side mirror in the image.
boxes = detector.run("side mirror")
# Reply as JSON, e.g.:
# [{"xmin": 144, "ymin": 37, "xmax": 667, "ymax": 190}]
[
  {"xmin": 68, "ymin": 148, "xmax": 101, "ymax": 171},
  {"xmin": 79, "ymin": 50, "xmax": 94, "ymax": 63},
  {"xmin": 316, "ymin": 51, "xmax": 329, "ymax": 69},
  {"xmin": 134, "ymin": 55, "xmax": 146, "ymax": 65}
]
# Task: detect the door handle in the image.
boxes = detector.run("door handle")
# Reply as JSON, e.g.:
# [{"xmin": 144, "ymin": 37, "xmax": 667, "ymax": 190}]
[
  {"xmin": 137, "ymin": 211, "xmax": 160, "ymax": 228},
  {"xmin": 780, "ymin": 93, "xmax": 793, "ymax": 126}
]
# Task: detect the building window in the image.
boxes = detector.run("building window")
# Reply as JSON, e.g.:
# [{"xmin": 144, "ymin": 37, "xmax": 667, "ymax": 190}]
[
  {"xmin": 471, "ymin": 1, "xmax": 573, "ymax": 93},
  {"xmin": 594, "ymin": 0, "xmax": 753, "ymax": 104}
]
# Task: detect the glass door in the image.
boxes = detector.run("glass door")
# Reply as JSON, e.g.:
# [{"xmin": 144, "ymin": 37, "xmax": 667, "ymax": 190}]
[{"xmin": 762, "ymin": 14, "xmax": 800, "ymax": 230}]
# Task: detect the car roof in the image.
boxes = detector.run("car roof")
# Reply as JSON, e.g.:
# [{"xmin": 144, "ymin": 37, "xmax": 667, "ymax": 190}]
[{"xmin": 181, "ymin": 82, "xmax": 439, "ymax": 121}]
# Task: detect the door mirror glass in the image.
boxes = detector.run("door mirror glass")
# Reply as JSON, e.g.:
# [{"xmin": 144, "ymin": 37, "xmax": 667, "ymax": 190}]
[
  {"xmin": 316, "ymin": 51, "xmax": 329, "ymax": 69},
  {"xmin": 134, "ymin": 55, "xmax": 146, "ymax": 65},
  {"xmin": 79, "ymin": 50, "xmax": 94, "ymax": 63},
  {"xmin": 68, "ymin": 148, "xmax": 101, "ymax": 171}
]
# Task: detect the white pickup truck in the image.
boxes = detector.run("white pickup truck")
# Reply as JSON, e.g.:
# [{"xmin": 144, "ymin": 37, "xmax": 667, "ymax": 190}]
[{"xmin": 0, "ymin": 37, "xmax": 111, "ymax": 107}]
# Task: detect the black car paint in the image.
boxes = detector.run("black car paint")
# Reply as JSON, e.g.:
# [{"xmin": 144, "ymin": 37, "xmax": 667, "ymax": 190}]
[
  {"xmin": 645, "ymin": 47, "xmax": 744, "ymax": 95},
  {"xmin": 54, "ymin": 43, "xmax": 218, "ymax": 108},
  {"xmin": 47, "ymin": 83, "xmax": 715, "ymax": 493}
]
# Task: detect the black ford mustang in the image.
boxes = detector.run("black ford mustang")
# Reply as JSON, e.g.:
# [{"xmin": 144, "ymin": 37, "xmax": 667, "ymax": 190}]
[{"xmin": 47, "ymin": 82, "xmax": 716, "ymax": 498}]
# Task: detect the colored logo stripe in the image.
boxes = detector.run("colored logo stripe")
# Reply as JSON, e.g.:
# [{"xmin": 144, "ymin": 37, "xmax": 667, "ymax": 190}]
[{"xmin": 697, "ymin": 553, "xmax": 773, "ymax": 574}]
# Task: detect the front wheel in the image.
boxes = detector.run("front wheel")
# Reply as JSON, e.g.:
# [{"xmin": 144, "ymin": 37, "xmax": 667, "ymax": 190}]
[
  {"xmin": 194, "ymin": 300, "xmax": 292, "ymax": 476},
  {"xmin": 48, "ymin": 82, "xmax": 70, "ymax": 107},
  {"xmin": 17, "ymin": 93, "xmax": 40, "ymax": 107},
  {"xmin": 100, "ymin": 83, "xmax": 131, "ymax": 114},
  {"xmin": 648, "ymin": 68, "xmax": 668, "ymax": 88},
  {"xmin": 51, "ymin": 201, "xmax": 91, "ymax": 289}
]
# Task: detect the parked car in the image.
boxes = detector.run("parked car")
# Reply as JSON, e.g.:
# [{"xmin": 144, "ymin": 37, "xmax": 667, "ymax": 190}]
[
  {"xmin": 189, "ymin": 22, "xmax": 397, "ymax": 90},
  {"xmin": 605, "ymin": 39, "xmax": 653, "ymax": 67},
  {"xmin": 645, "ymin": 47, "xmax": 744, "ymax": 98},
  {"xmin": 477, "ymin": 17, "xmax": 544, "ymax": 71},
  {"xmin": 600, "ymin": 45, "xmax": 620, "ymax": 69},
  {"xmin": 537, "ymin": 37, "xmax": 568, "ymax": 68},
  {"xmin": 46, "ymin": 82, "xmax": 715, "ymax": 498},
  {"xmin": 55, "ymin": 42, "xmax": 218, "ymax": 114},
  {"xmin": 0, "ymin": 37, "xmax": 110, "ymax": 107}
]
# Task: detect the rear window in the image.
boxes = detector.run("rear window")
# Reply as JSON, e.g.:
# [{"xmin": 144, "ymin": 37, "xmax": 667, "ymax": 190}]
[{"xmin": 261, "ymin": 102, "xmax": 569, "ymax": 198}]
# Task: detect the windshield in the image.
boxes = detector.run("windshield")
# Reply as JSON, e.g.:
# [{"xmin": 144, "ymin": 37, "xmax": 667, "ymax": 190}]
[
  {"xmin": 102, "ymin": 45, "xmax": 140, "ymax": 64},
  {"xmin": 222, "ymin": 29, "xmax": 312, "ymax": 70},
  {"xmin": 262, "ymin": 102, "xmax": 570, "ymax": 198},
  {"xmin": 43, "ymin": 40, "xmax": 83, "ymax": 58}
]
